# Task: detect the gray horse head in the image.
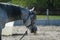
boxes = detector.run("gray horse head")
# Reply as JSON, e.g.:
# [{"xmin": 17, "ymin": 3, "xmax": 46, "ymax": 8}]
[{"xmin": 0, "ymin": 2, "xmax": 37, "ymax": 35}]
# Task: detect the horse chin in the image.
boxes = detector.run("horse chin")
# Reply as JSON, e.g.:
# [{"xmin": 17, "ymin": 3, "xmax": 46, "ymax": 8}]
[{"xmin": 30, "ymin": 27, "xmax": 37, "ymax": 34}]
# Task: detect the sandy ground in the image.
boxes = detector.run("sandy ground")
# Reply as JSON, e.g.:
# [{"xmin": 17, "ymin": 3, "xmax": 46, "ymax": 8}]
[{"xmin": 2, "ymin": 26, "xmax": 60, "ymax": 40}]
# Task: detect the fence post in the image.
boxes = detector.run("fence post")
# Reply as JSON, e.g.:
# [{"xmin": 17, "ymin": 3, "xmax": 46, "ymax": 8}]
[{"xmin": 46, "ymin": 9, "xmax": 49, "ymax": 25}]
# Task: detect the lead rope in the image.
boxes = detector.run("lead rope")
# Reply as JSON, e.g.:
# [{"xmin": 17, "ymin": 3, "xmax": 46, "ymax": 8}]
[{"xmin": 19, "ymin": 30, "xmax": 28, "ymax": 40}]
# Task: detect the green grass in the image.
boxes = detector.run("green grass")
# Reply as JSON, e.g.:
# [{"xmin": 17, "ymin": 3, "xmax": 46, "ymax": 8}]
[{"xmin": 36, "ymin": 15, "xmax": 60, "ymax": 20}]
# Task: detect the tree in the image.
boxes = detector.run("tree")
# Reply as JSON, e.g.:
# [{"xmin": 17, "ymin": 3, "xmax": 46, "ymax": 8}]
[{"xmin": 0, "ymin": 0, "xmax": 11, "ymax": 2}]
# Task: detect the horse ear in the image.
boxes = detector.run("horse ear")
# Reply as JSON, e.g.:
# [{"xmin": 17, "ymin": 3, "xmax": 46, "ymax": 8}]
[{"xmin": 29, "ymin": 7, "xmax": 35, "ymax": 12}]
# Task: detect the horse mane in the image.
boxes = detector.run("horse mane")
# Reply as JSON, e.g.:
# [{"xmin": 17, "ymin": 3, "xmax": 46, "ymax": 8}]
[
  {"xmin": 0, "ymin": 2, "xmax": 22, "ymax": 21},
  {"xmin": 0, "ymin": 2, "xmax": 20, "ymax": 7}
]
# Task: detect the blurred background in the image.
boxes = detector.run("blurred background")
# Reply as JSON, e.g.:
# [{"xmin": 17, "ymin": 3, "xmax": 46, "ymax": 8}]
[{"xmin": 0, "ymin": 0, "xmax": 60, "ymax": 26}]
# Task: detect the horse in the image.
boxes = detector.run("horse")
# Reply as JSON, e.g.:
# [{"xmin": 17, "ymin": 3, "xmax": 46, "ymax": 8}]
[{"xmin": 0, "ymin": 2, "xmax": 37, "ymax": 40}]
